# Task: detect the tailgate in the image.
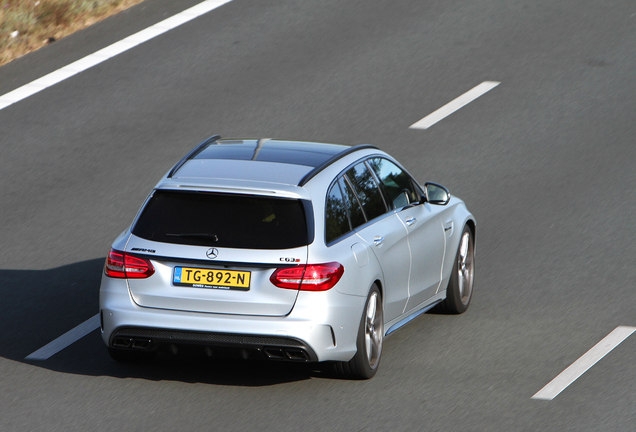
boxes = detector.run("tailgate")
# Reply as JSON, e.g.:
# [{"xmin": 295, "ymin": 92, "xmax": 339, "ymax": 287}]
[{"xmin": 126, "ymin": 241, "xmax": 307, "ymax": 316}]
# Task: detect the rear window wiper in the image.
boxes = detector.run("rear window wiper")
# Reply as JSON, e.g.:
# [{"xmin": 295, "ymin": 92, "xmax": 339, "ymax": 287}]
[{"xmin": 166, "ymin": 233, "xmax": 219, "ymax": 242}]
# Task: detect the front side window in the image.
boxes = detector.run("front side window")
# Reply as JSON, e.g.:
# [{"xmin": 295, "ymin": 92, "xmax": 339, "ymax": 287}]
[
  {"xmin": 367, "ymin": 158, "xmax": 418, "ymax": 209},
  {"xmin": 133, "ymin": 190, "xmax": 309, "ymax": 249}
]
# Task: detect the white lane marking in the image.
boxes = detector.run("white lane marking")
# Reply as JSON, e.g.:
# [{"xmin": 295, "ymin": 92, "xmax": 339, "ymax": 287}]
[
  {"xmin": 532, "ymin": 326, "xmax": 636, "ymax": 401},
  {"xmin": 409, "ymin": 81, "xmax": 500, "ymax": 129},
  {"xmin": 25, "ymin": 314, "xmax": 100, "ymax": 361},
  {"xmin": 0, "ymin": 0, "xmax": 232, "ymax": 111}
]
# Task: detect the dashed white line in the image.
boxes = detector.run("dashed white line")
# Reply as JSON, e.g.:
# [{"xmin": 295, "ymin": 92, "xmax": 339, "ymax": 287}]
[
  {"xmin": 409, "ymin": 81, "xmax": 500, "ymax": 130},
  {"xmin": 25, "ymin": 314, "xmax": 100, "ymax": 361},
  {"xmin": 532, "ymin": 326, "xmax": 636, "ymax": 401},
  {"xmin": 0, "ymin": 0, "xmax": 232, "ymax": 111}
]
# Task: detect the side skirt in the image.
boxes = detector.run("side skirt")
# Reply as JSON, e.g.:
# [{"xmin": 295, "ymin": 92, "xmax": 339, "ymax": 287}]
[{"xmin": 385, "ymin": 292, "xmax": 445, "ymax": 337}]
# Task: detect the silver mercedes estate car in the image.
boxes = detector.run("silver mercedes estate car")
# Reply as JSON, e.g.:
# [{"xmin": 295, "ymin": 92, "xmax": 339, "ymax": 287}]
[{"xmin": 99, "ymin": 136, "xmax": 475, "ymax": 379}]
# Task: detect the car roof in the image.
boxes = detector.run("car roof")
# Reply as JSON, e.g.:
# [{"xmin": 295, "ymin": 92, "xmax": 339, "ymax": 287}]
[{"xmin": 166, "ymin": 137, "xmax": 377, "ymax": 187}]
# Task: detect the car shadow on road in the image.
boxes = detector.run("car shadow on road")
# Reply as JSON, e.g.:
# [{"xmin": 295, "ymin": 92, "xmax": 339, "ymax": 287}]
[{"xmin": 0, "ymin": 258, "xmax": 340, "ymax": 386}]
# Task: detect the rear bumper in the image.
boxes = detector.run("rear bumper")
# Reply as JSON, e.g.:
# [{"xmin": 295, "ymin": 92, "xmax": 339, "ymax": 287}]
[{"xmin": 99, "ymin": 274, "xmax": 365, "ymax": 362}]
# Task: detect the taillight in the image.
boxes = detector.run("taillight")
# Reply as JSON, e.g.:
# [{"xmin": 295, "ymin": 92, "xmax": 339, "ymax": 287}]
[
  {"xmin": 270, "ymin": 262, "xmax": 344, "ymax": 291},
  {"xmin": 104, "ymin": 248, "xmax": 155, "ymax": 279}
]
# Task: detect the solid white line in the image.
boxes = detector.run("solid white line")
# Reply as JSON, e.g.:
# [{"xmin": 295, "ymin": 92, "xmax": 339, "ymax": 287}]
[
  {"xmin": 0, "ymin": 0, "xmax": 232, "ymax": 111},
  {"xmin": 409, "ymin": 81, "xmax": 500, "ymax": 130},
  {"xmin": 25, "ymin": 314, "xmax": 100, "ymax": 361},
  {"xmin": 532, "ymin": 326, "xmax": 636, "ymax": 401}
]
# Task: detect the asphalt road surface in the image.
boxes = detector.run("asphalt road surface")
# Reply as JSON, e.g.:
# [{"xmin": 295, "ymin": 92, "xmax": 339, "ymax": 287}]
[{"xmin": 1, "ymin": 0, "xmax": 635, "ymax": 430}]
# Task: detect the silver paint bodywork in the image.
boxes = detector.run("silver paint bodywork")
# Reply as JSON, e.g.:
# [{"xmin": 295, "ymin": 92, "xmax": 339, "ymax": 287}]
[{"xmin": 99, "ymin": 142, "xmax": 474, "ymax": 362}]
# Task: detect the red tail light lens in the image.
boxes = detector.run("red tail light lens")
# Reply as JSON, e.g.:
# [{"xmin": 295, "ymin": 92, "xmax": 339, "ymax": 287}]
[
  {"xmin": 270, "ymin": 262, "xmax": 344, "ymax": 291},
  {"xmin": 105, "ymin": 249, "xmax": 155, "ymax": 279},
  {"xmin": 105, "ymin": 250, "xmax": 126, "ymax": 278}
]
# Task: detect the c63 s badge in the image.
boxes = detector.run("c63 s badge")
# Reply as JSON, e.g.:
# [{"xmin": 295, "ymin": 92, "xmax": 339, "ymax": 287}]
[{"xmin": 280, "ymin": 257, "xmax": 301, "ymax": 263}]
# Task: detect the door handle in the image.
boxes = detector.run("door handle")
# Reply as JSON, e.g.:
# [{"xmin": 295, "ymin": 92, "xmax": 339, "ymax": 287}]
[
  {"xmin": 405, "ymin": 217, "xmax": 417, "ymax": 227},
  {"xmin": 444, "ymin": 221, "xmax": 453, "ymax": 235},
  {"xmin": 373, "ymin": 236, "xmax": 385, "ymax": 247}
]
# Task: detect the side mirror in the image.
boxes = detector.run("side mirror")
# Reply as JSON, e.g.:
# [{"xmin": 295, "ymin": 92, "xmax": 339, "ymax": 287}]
[{"xmin": 424, "ymin": 182, "xmax": 450, "ymax": 205}]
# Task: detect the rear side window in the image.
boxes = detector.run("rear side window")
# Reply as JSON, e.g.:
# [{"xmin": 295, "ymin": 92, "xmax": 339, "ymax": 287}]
[
  {"xmin": 325, "ymin": 175, "xmax": 373, "ymax": 244},
  {"xmin": 346, "ymin": 162, "xmax": 387, "ymax": 221},
  {"xmin": 133, "ymin": 190, "xmax": 309, "ymax": 249},
  {"xmin": 339, "ymin": 177, "xmax": 366, "ymax": 229}
]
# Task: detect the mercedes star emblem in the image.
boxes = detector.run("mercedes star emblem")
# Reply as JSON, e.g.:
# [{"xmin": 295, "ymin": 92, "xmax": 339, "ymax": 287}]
[{"xmin": 206, "ymin": 248, "xmax": 219, "ymax": 259}]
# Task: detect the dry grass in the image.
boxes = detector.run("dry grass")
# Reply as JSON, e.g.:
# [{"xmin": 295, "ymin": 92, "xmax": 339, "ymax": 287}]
[{"xmin": 0, "ymin": 0, "xmax": 146, "ymax": 67}]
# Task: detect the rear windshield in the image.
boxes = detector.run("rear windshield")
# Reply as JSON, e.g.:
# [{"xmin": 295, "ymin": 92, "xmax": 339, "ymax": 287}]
[{"xmin": 132, "ymin": 190, "xmax": 309, "ymax": 250}]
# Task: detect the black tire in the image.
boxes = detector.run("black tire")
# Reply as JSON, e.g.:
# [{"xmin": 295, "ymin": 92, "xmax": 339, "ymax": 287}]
[
  {"xmin": 436, "ymin": 225, "xmax": 475, "ymax": 314},
  {"xmin": 108, "ymin": 347, "xmax": 156, "ymax": 364},
  {"xmin": 336, "ymin": 285, "xmax": 383, "ymax": 379}
]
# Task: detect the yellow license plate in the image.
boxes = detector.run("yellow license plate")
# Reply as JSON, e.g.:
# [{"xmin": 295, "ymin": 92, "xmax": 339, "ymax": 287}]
[{"xmin": 173, "ymin": 267, "xmax": 251, "ymax": 291}]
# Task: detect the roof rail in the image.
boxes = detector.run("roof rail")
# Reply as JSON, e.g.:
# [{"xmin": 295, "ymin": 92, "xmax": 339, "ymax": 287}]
[
  {"xmin": 167, "ymin": 135, "xmax": 221, "ymax": 178},
  {"xmin": 298, "ymin": 144, "xmax": 378, "ymax": 186}
]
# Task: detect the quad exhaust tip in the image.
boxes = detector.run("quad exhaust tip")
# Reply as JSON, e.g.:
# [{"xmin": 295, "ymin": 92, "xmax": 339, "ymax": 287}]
[
  {"xmin": 112, "ymin": 336, "xmax": 152, "ymax": 350},
  {"xmin": 263, "ymin": 347, "xmax": 310, "ymax": 361}
]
